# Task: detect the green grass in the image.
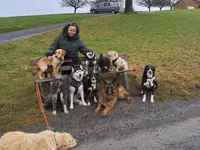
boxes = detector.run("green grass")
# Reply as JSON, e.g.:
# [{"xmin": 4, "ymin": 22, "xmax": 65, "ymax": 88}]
[
  {"xmin": 1, "ymin": 10, "xmax": 200, "ymax": 131},
  {"xmin": 0, "ymin": 14, "xmax": 91, "ymax": 33}
]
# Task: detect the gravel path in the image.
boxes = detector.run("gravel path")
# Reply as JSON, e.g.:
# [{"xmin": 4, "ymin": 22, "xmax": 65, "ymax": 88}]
[{"xmin": 9, "ymin": 97, "xmax": 200, "ymax": 150}]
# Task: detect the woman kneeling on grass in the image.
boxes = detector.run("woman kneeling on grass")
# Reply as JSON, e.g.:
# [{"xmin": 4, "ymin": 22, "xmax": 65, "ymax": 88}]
[{"xmin": 45, "ymin": 22, "xmax": 88, "ymax": 68}]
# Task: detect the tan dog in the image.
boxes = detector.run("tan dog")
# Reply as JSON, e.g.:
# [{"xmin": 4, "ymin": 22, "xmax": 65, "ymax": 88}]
[
  {"xmin": 107, "ymin": 51, "xmax": 128, "ymax": 71},
  {"xmin": 0, "ymin": 130, "xmax": 77, "ymax": 150},
  {"xmin": 35, "ymin": 49, "xmax": 66, "ymax": 79}
]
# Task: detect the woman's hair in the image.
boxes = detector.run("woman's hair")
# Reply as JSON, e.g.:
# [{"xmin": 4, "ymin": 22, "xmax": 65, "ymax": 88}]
[{"xmin": 62, "ymin": 22, "xmax": 80, "ymax": 40}]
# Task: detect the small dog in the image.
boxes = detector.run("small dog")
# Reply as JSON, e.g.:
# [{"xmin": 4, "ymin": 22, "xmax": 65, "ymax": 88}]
[
  {"xmin": 35, "ymin": 49, "xmax": 66, "ymax": 79},
  {"xmin": 97, "ymin": 54, "xmax": 110, "ymax": 72},
  {"xmin": 84, "ymin": 73, "xmax": 98, "ymax": 105},
  {"xmin": 0, "ymin": 130, "xmax": 77, "ymax": 150},
  {"xmin": 107, "ymin": 51, "xmax": 128, "ymax": 71},
  {"xmin": 94, "ymin": 78, "xmax": 118, "ymax": 117},
  {"xmin": 141, "ymin": 65, "xmax": 158, "ymax": 103},
  {"xmin": 51, "ymin": 75, "xmax": 69, "ymax": 115},
  {"xmin": 69, "ymin": 65, "xmax": 87, "ymax": 109},
  {"xmin": 84, "ymin": 49, "xmax": 98, "ymax": 76}
]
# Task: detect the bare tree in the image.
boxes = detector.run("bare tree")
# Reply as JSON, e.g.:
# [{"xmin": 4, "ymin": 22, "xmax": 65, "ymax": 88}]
[
  {"xmin": 168, "ymin": 0, "xmax": 179, "ymax": 10},
  {"xmin": 136, "ymin": 0, "xmax": 153, "ymax": 12},
  {"xmin": 153, "ymin": 0, "xmax": 170, "ymax": 10},
  {"xmin": 60, "ymin": 0, "xmax": 88, "ymax": 13},
  {"xmin": 124, "ymin": 0, "xmax": 135, "ymax": 13}
]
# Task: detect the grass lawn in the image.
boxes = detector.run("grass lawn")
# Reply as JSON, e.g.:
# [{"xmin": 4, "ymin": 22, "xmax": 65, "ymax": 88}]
[
  {"xmin": 0, "ymin": 14, "xmax": 92, "ymax": 33},
  {"xmin": 0, "ymin": 10, "xmax": 200, "ymax": 132}
]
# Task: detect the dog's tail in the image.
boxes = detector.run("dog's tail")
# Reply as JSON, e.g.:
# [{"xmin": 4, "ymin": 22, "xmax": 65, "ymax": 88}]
[{"xmin": 32, "ymin": 68, "xmax": 40, "ymax": 76}]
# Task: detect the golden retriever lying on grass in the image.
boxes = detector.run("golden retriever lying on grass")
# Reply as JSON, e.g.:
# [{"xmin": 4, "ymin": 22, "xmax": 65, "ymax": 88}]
[{"xmin": 0, "ymin": 130, "xmax": 77, "ymax": 150}]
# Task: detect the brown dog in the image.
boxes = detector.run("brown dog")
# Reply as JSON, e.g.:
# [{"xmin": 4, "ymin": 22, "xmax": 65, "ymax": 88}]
[
  {"xmin": 35, "ymin": 49, "xmax": 66, "ymax": 79},
  {"xmin": 94, "ymin": 79, "xmax": 132, "ymax": 117},
  {"xmin": 0, "ymin": 130, "xmax": 77, "ymax": 150}
]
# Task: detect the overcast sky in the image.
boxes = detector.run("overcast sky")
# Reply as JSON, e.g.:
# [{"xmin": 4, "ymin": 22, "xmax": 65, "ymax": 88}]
[{"xmin": 0, "ymin": 0, "xmax": 170, "ymax": 17}]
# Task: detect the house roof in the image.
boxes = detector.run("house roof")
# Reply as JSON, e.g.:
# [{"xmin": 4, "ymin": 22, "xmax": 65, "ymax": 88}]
[{"xmin": 174, "ymin": 0, "xmax": 200, "ymax": 6}]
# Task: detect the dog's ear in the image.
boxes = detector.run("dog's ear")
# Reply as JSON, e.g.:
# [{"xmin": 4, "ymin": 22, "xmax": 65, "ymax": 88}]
[
  {"xmin": 71, "ymin": 67, "xmax": 74, "ymax": 73},
  {"xmin": 79, "ymin": 65, "xmax": 84, "ymax": 70},
  {"xmin": 62, "ymin": 50, "xmax": 66, "ymax": 56},
  {"xmin": 144, "ymin": 65, "xmax": 150, "ymax": 71}
]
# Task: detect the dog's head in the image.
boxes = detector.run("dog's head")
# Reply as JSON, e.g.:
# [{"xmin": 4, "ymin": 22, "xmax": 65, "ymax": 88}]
[
  {"xmin": 56, "ymin": 132, "xmax": 77, "ymax": 150},
  {"xmin": 71, "ymin": 65, "xmax": 84, "ymax": 82},
  {"xmin": 143, "ymin": 65, "xmax": 155, "ymax": 79},
  {"xmin": 85, "ymin": 49, "xmax": 96, "ymax": 60},
  {"xmin": 53, "ymin": 49, "xmax": 66, "ymax": 61},
  {"xmin": 107, "ymin": 51, "xmax": 119, "ymax": 60},
  {"xmin": 89, "ymin": 74, "xmax": 97, "ymax": 84},
  {"xmin": 97, "ymin": 54, "xmax": 110, "ymax": 72},
  {"xmin": 54, "ymin": 75, "xmax": 64, "ymax": 88},
  {"xmin": 103, "ymin": 78, "xmax": 117, "ymax": 100}
]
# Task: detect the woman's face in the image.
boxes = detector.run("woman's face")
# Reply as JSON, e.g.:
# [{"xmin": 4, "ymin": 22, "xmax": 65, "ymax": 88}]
[{"xmin": 68, "ymin": 26, "xmax": 77, "ymax": 37}]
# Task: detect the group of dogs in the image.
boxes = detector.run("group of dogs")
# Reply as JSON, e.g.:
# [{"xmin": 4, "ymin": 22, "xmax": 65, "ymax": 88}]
[
  {"xmin": 0, "ymin": 50, "xmax": 159, "ymax": 150},
  {"xmin": 33, "ymin": 49, "xmax": 158, "ymax": 117}
]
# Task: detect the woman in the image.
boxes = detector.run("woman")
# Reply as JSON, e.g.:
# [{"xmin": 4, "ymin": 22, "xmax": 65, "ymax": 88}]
[{"xmin": 45, "ymin": 22, "xmax": 88, "ymax": 65}]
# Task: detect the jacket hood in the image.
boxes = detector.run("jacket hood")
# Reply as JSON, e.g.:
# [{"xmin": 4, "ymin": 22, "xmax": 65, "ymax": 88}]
[{"xmin": 62, "ymin": 22, "xmax": 80, "ymax": 40}]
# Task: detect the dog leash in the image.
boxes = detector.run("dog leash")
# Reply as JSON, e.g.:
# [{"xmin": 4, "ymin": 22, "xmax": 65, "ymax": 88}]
[
  {"xmin": 131, "ymin": 67, "xmax": 144, "ymax": 73},
  {"xmin": 35, "ymin": 80, "xmax": 51, "ymax": 130}
]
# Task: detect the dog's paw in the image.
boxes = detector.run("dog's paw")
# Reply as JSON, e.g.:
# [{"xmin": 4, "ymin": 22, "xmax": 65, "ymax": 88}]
[
  {"xmin": 53, "ymin": 111, "xmax": 57, "ymax": 115},
  {"xmin": 100, "ymin": 113, "xmax": 108, "ymax": 118},
  {"xmin": 70, "ymin": 105, "xmax": 74, "ymax": 109},
  {"xmin": 64, "ymin": 110, "xmax": 69, "ymax": 114},
  {"xmin": 82, "ymin": 101, "xmax": 87, "ymax": 106},
  {"xmin": 150, "ymin": 99, "xmax": 154, "ymax": 103},
  {"xmin": 142, "ymin": 98, "xmax": 146, "ymax": 103},
  {"xmin": 87, "ymin": 102, "xmax": 91, "ymax": 106}
]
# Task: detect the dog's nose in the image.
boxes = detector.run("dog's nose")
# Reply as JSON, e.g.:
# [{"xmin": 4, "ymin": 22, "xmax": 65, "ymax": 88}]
[{"xmin": 79, "ymin": 74, "xmax": 81, "ymax": 77}]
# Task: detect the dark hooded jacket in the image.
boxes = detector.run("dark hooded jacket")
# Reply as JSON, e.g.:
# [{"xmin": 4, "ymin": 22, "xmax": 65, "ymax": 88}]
[{"xmin": 45, "ymin": 23, "xmax": 88, "ymax": 59}]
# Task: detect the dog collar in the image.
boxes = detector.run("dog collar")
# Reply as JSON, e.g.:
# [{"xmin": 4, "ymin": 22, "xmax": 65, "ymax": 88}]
[{"xmin": 112, "ymin": 56, "xmax": 119, "ymax": 67}]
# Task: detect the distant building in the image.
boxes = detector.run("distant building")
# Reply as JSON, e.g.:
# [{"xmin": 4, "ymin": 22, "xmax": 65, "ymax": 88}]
[{"xmin": 173, "ymin": 0, "xmax": 200, "ymax": 9}]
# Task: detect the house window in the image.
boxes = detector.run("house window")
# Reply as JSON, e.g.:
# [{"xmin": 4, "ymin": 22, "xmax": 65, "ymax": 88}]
[{"xmin": 198, "ymin": 5, "xmax": 200, "ymax": 9}]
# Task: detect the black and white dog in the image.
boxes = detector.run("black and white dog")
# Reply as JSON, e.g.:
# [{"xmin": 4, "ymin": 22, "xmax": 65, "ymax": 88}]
[
  {"xmin": 51, "ymin": 75, "xmax": 69, "ymax": 115},
  {"xmin": 141, "ymin": 65, "xmax": 158, "ymax": 103},
  {"xmin": 97, "ymin": 54, "xmax": 110, "ymax": 72},
  {"xmin": 84, "ymin": 73, "xmax": 98, "ymax": 105},
  {"xmin": 84, "ymin": 49, "xmax": 98, "ymax": 76},
  {"xmin": 69, "ymin": 65, "xmax": 87, "ymax": 109}
]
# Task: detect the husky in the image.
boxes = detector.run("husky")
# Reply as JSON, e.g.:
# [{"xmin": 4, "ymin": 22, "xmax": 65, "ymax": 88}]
[
  {"xmin": 84, "ymin": 49, "xmax": 98, "ymax": 76},
  {"xmin": 69, "ymin": 65, "xmax": 87, "ymax": 109}
]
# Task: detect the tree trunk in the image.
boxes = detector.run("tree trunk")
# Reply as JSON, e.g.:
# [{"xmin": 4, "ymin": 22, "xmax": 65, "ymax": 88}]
[
  {"xmin": 148, "ymin": 7, "xmax": 151, "ymax": 12},
  {"xmin": 74, "ymin": 8, "xmax": 77, "ymax": 13},
  {"xmin": 124, "ymin": 0, "xmax": 134, "ymax": 13}
]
